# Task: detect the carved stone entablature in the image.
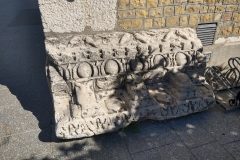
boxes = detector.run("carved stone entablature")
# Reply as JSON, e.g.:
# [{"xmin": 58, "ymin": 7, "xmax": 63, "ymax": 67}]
[{"xmin": 45, "ymin": 28, "xmax": 215, "ymax": 139}]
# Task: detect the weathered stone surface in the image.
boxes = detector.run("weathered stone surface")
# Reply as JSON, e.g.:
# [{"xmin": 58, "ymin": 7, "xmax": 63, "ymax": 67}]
[
  {"xmin": 38, "ymin": 0, "xmax": 118, "ymax": 33},
  {"xmin": 45, "ymin": 28, "xmax": 215, "ymax": 139}
]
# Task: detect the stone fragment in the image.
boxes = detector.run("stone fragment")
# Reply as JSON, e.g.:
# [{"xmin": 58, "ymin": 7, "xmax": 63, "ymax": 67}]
[
  {"xmin": 149, "ymin": 8, "xmax": 163, "ymax": 17},
  {"xmin": 44, "ymin": 28, "xmax": 215, "ymax": 139}
]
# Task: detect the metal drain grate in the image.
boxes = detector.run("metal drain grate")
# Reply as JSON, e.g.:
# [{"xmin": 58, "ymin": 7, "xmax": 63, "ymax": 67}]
[{"xmin": 197, "ymin": 23, "xmax": 217, "ymax": 46}]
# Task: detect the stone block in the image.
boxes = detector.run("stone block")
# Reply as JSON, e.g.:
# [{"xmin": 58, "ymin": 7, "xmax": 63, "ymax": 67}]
[
  {"xmin": 233, "ymin": 12, "xmax": 240, "ymax": 21},
  {"xmin": 147, "ymin": 0, "xmax": 158, "ymax": 7},
  {"xmin": 175, "ymin": 6, "xmax": 185, "ymax": 15},
  {"xmin": 130, "ymin": 0, "xmax": 146, "ymax": 8},
  {"xmin": 189, "ymin": 14, "xmax": 200, "ymax": 26},
  {"xmin": 200, "ymin": 5, "xmax": 209, "ymax": 13},
  {"xmin": 119, "ymin": 0, "xmax": 130, "ymax": 9},
  {"xmin": 159, "ymin": 0, "xmax": 173, "ymax": 5},
  {"xmin": 220, "ymin": 26, "xmax": 233, "ymax": 35},
  {"xmin": 234, "ymin": 21, "xmax": 240, "ymax": 27},
  {"xmin": 180, "ymin": 15, "xmax": 189, "ymax": 26},
  {"xmin": 214, "ymin": 13, "xmax": 222, "ymax": 21},
  {"xmin": 226, "ymin": 5, "xmax": 238, "ymax": 11},
  {"xmin": 208, "ymin": 5, "xmax": 215, "ymax": 12},
  {"xmin": 118, "ymin": 10, "xmax": 135, "ymax": 19},
  {"xmin": 144, "ymin": 19, "xmax": 153, "ymax": 28},
  {"xmin": 174, "ymin": 0, "xmax": 188, "ymax": 3},
  {"xmin": 154, "ymin": 17, "xmax": 165, "ymax": 27},
  {"xmin": 223, "ymin": 0, "xmax": 237, "ymax": 4},
  {"xmin": 118, "ymin": 19, "xmax": 143, "ymax": 29},
  {"xmin": 215, "ymin": 0, "xmax": 222, "ymax": 3},
  {"xmin": 188, "ymin": 0, "xmax": 204, "ymax": 3},
  {"xmin": 136, "ymin": 9, "xmax": 148, "ymax": 18},
  {"xmin": 164, "ymin": 6, "xmax": 174, "ymax": 16},
  {"xmin": 204, "ymin": 0, "xmax": 215, "ymax": 4},
  {"xmin": 201, "ymin": 13, "xmax": 214, "ymax": 22},
  {"xmin": 186, "ymin": 5, "xmax": 200, "ymax": 14},
  {"xmin": 233, "ymin": 27, "xmax": 240, "ymax": 35},
  {"xmin": 149, "ymin": 7, "xmax": 163, "ymax": 17},
  {"xmin": 222, "ymin": 12, "xmax": 233, "ymax": 21},
  {"xmin": 166, "ymin": 16, "xmax": 179, "ymax": 26},
  {"xmin": 215, "ymin": 5, "xmax": 226, "ymax": 12}
]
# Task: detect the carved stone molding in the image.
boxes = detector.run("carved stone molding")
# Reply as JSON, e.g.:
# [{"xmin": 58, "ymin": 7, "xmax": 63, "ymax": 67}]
[{"xmin": 45, "ymin": 28, "xmax": 215, "ymax": 139}]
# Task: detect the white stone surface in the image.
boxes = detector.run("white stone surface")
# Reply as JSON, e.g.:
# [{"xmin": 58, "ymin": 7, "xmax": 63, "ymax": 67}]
[
  {"xmin": 38, "ymin": 0, "xmax": 117, "ymax": 33},
  {"xmin": 45, "ymin": 28, "xmax": 215, "ymax": 139},
  {"xmin": 215, "ymin": 36, "xmax": 240, "ymax": 44}
]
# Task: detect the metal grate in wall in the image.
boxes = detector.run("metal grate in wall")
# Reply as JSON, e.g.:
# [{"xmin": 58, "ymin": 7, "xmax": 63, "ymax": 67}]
[{"xmin": 196, "ymin": 23, "xmax": 217, "ymax": 46}]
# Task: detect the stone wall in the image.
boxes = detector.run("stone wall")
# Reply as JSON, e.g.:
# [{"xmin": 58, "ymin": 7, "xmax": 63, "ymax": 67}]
[
  {"xmin": 39, "ymin": 0, "xmax": 240, "ymax": 41},
  {"xmin": 117, "ymin": 0, "xmax": 240, "ymax": 40}
]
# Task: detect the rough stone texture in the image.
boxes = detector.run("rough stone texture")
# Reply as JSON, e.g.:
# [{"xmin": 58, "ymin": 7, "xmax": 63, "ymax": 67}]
[
  {"xmin": 180, "ymin": 15, "xmax": 189, "ymax": 26},
  {"xmin": 144, "ymin": 19, "xmax": 153, "ymax": 28},
  {"xmin": 154, "ymin": 17, "xmax": 166, "ymax": 27},
  {"xmin": 118, "ymin": 10, "xmax": 135, "ymax": 19},
  {"xmin": 147, "ymin": 0, "xmax": 158, "ymax": 7},
  {"xmin": 130, "ymin": 0, "xmax": 146, "ymax": 8},
  {"xmin": 119, "ymin": 0, "xmax": 130, "ymax": 9},
  {"xmin": 166, "ymin": 16, "xmax": 179, "ymax": 26},
  {"xmin": 118, "ymin": 19, "xmax": 143, "ymax": 29},
  {"xmin": 45, "ymin": 28, "xmax": 215, "ymax": 139},
  {"xmin": 164, "ymin": 6, "xmax": 174, "ymax": 16},
  {"xmin": 186, "ymin": 5, "xmax": 200, "ymax": 13},
  {"xmin": 38, "ymin": 0, "xmax": 118, "ymax": 33},
  {"xmin": 136, "ymin": 9, "xmax": 148, "ymax": 18},
  {"xmin": 175, "ymin": 6, "xmax": 185, "ymax": 15},
  {"xmin": 149, "ymin": 8, "xmax": 163, "ymax": 17},
  {"xmin": 189, "ymin": 14, "xmax": 200, "ymax": 26},
  {"xmin": 200, "ymin": 5, "xmax": 209, "ymax": 13}
]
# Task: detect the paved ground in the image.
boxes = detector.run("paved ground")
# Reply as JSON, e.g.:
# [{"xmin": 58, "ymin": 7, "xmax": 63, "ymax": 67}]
[{"xmin": 1, "ymin": 0, "xmax": 240, "ymax": 160}]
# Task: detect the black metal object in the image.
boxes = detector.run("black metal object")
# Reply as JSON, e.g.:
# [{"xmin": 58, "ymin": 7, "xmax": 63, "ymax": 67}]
[{"xmin": 205, "ymin": 57, "xmax": 240, "ymax": 112}]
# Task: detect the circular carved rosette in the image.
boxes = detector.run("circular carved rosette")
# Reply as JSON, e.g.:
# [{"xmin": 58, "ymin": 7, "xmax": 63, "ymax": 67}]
[
  {"xmin": 77, "ymin": 62, "xmax": 93, "ymax": 78},
  {"xmin": 129, "ymin": 58, "xmax": 143, "ymax": 71},
  {"xmin": 104, "ymin": 59, "xmax": 120, "ymax": 75},
  {"xmin": 175, "ymin": 52, "xmax": 188, "ymax": 66},
  {"xmin": 153, "ymin": 54, "xmax": 166, "ymax": 68}
]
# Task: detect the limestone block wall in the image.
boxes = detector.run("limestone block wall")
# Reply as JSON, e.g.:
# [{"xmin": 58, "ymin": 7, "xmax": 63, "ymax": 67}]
[
  {"xmin": 117, "ymin": 0, "xmax": 240, "ymax": 40},
  {"xmin": 39, "ymin": 0, "xmax": 240, "ymax": 41}
]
